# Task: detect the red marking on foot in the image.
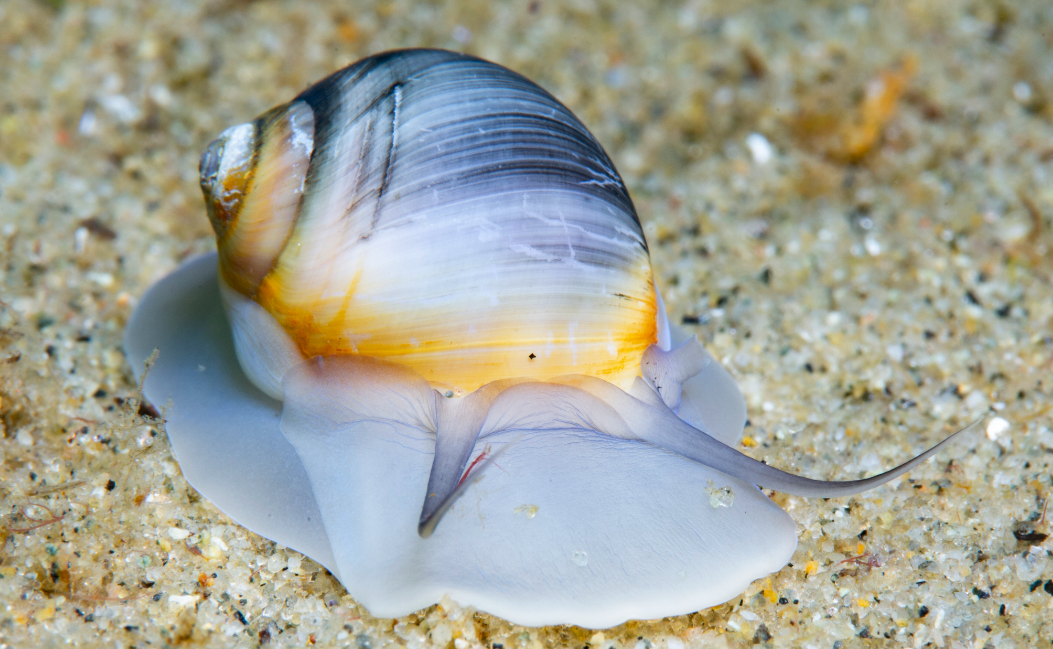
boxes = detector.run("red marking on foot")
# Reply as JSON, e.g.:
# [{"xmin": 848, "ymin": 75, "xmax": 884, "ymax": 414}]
[{"xmin": 457, "ymin": 446, "xmax": 492, "ymax": 488}]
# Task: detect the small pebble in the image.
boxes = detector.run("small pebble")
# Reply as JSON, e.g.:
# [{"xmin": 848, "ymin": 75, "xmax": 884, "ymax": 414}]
[{"xmin": 986, "ymin": 417, "xmax": 1010, "ymax": 441}]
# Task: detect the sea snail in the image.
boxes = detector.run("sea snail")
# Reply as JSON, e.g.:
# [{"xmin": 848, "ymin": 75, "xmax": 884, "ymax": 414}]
[{"xmin": 125, "ymin": 49, "xmax": 967, "ymax": 628}]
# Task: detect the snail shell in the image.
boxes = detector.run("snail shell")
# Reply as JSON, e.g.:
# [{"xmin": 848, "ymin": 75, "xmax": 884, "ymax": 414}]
[
  {"xmin": 199, "ymin": 49, "xmax": 656, "ymax": 396},
  {"xmin": 126, "ymin": 49, "xmax": 967, "ymax": 628}
]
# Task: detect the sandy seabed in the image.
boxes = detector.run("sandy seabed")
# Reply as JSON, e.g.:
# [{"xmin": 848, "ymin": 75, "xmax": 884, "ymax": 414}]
[{"xmin": 2, "ymin": 0, "xmax": 1053, "ymax": 647}]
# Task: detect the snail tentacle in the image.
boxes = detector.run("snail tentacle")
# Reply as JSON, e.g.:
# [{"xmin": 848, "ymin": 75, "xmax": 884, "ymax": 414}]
[
  {"xmin": 651, "ymin": 413, "xmax": 978, "ymax": 497},
  {"xmin": 601, "ymin": 375, "xmax": 979, "ymax": 498},
  {"xmin": 641, "ymin": 337, "xmax": 710, "ymax": 411}
]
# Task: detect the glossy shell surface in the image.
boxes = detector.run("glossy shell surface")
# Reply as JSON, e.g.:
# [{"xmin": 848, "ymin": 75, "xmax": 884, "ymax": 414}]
[{"xmin": 201, "ymin": 49, "xmax": 656, "ymax": 393}]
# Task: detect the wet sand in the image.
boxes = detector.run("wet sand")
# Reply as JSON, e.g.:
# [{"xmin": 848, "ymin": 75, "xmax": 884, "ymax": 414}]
[{"xmin": 2, "ymin": 0, "xmax": 1052, "ymax": 646}]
